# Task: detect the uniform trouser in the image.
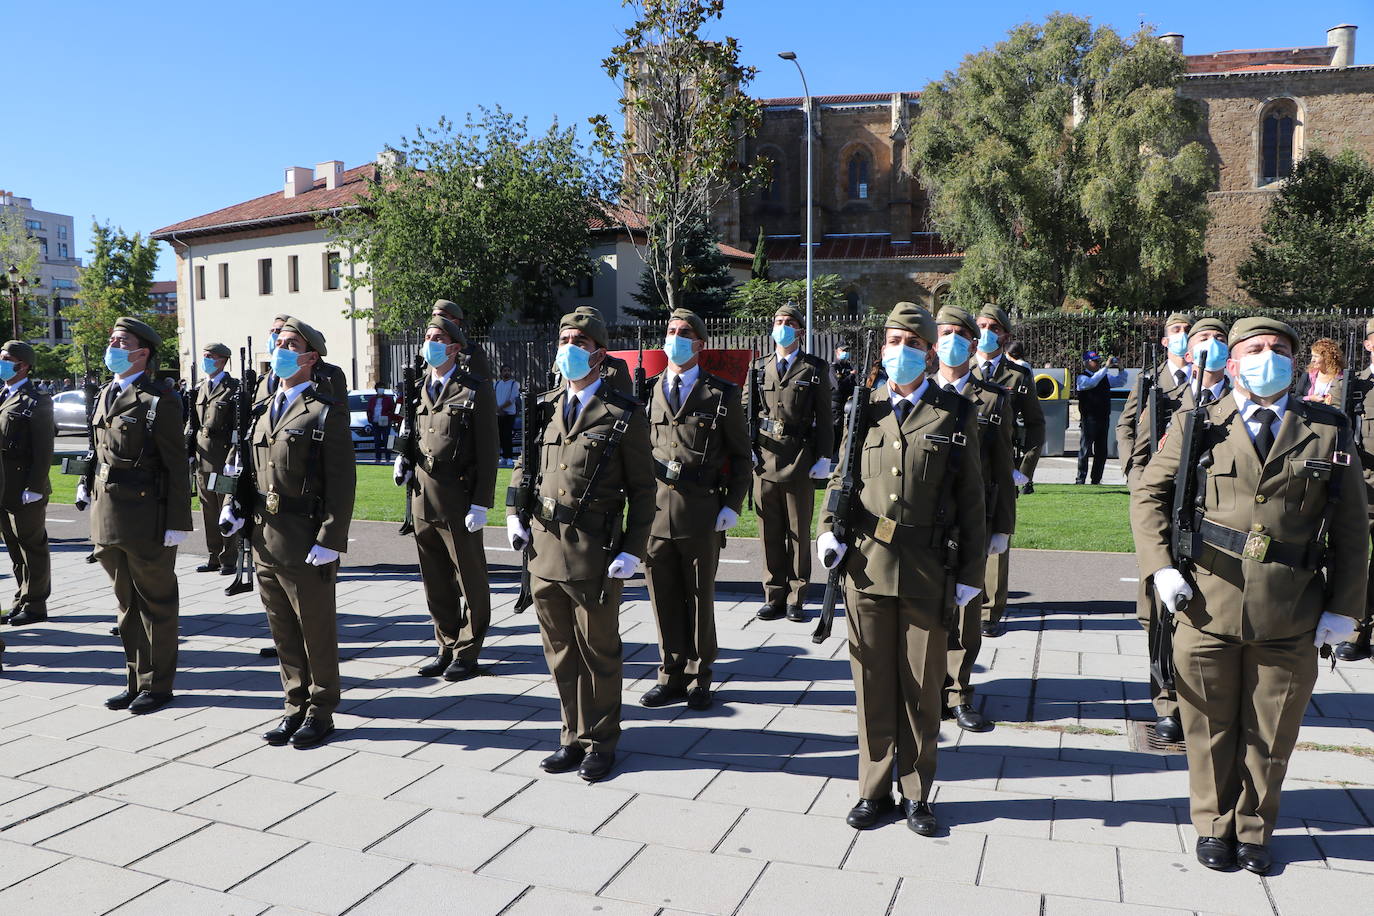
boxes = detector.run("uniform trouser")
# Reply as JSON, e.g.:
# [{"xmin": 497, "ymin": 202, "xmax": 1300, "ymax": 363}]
[
  {"xmin": 945, "ymin": 589, "xmax": 982, "ymax": 708},
  {"xmin": 755, "ymin": 475, "xmax": 814, "ymax": 608},
  {"xmin": 414, "ymin": 517, "xmax": 490, "ymax": 663},
  {"xmin": 1018, "ymin": 445, "xmax": 1042, "ymax": 483},
  {"xmin": 533, "ymin": 575, "xmax": 623, "ymax": 752},
  {"xmin": 98, "ymin": 540, "xmax": 179, "ymax": 695},
  {"xmin": 1136, "ymin": 575, "xmax": 1178, "ymax": 719},
  {"xmin": 980, "ymin": 547, "xmax": 1011, "ymax": 627},
  {"xmin": 257, "ymin": 560, "xmax": 341, "ymax": 720},
  {"xmin": 1, "ymin": 498, "xmax": 51, "ymax": 611},
  {"xmin": 497, "ymin": 414, "xmax": 516, "ymax": 459},
  {"xmin": 847, "ymin": 588, "xmax": 947, "ymax": 802},
  {"xmin": 1077, "ymin": 411, "xmax": 1109, "ymax": 483},
  {"xmin": 646, "ymin": 531, "xmax": 721, "ymax": 690},
  {"xmin": 1174, "ymin": 622, "xmax": 1315, "ymax": 845},
  {"xmin": 196, "ymin": 481, "xmax": 237, "ymax": 569},
  {"xmin": 1351, "ymin": 520, "xmax": 1374, "ymax": 649}
]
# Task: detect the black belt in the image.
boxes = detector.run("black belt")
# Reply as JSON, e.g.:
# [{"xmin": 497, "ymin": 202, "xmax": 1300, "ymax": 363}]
[
  {"xmin": 760, "ymin": 417, "xmax": 806, "ymax": 439},
  {"xmin": 654, "ymin": 458, "xmax": 713, "ymax": 484},
  {"xmin": 97, "ymin": 463, "xmax": 157, "ymax": 486},
  {"xmin": 537, "ymin": 497, "xmax": 618, "ymax": 534},
  {"xmin": 855, "ymin": 512, "xmax": 947, "ymax": 548},
  {"xmin": 418, "ymin": 454, "xmax": 470, "ymax": 478},
  {"xmin": 1199, "ymin": 519, "xmax": 1318, "ymax": 569},
  {"xmin": 257, "ymin": 490, "xmax": 322, "ymax": 516}
]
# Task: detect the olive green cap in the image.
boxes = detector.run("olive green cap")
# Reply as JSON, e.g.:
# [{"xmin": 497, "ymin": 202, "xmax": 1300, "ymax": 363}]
[
  {"xmin": 886, "ymin": 302, "xmax": 937, "ymax": 345},
  {"xmin": 560, "ymin": 311, "xmax": 607, "ymax": 349},
  {"xmin": 426, "ymin": 316, "xmax": 466, "ymax": 345},
  {"xmin": 573, "ymin": 305, "xmax": 604, "ymax": 320},
  {"xmin": 202, "ymin": 342, "xmax": 231, "ymax": 359},
  {"xmin": 669, "ymin": 308, "xmax": 708, "ymax": 342},
  {"xmin": 433, "ymin": 299, "xmax": 463, "ymax": 322},
  {"xmin": 1, "ymin": 340, "xmax": 34, "ymax": 366},
  {"xmin": 1227, "ymin": 315, "xmax": 1298, "ymax": 351},
  {"xmin": 1164, "ymin": 312, "xmax": 1194, "ymax": 329},
  {"xmin": 1187, "ymin": 317, "xmax": 1228, "ymax": 341},
  {"xmin": 774, "ymin": 303, "xmax": 805, "ymax": 326},
  {"xmin": 935, "ymin": 304, "xmax": 978, "ymax": 338},
  {"xmin": 273, "ymin": 313, "xmax": 293, "ymax": 324},
  {"xmin": 978, "ymin": 304, "xmax": 1012, "ymax": 333},
  {"xmin": 113, "ymin": 316, "xmax": 161, "ymax": 350},
  {"xmin": 280, "ymin": 317, "xmax": 327, "ymax": 357}
]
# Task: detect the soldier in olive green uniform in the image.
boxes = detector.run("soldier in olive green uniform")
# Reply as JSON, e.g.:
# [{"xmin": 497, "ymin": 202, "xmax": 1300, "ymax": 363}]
[
  {"xmin": 0, "ymin": 341, "xmax": 54, "ymax": 627},
  {"xmin": 547, "ymin": 306, "xmax": 634, "ymax": 395},
  {"xmin": 638, "ymin": 309, "xmax": 751, "ymax": 711},
  {"xmin": 1133, "ymin": 316, "xmax": 1367, "ymax": 875},
  {"xmin": 431, "ymin": 299, "xmax": 496, "ymax": 382},
  {"xmin": 972, "ymin": 305, "xmax": 1043, "ymax": 638},
  {"xmin": 223, "ymin": 318, "xmax": 357, "ymax": 749},
  {"xmin": 186, "ymin": 343, "xmax": 239, "ymax": 575},
  {"xmin": 932, "ymin": 306, "xmax": 1014, "ymax": 734},
  {"xmin": 255, "ymin": 314, "xmax": 349, "ymax": 404},
  {"xmin": 748, "ymin": 303, "xmax": 834, "ymax": 622},
  {"xmin": 80, "ymin": 318, "xmax": 193, "ymax": 715},
  {"xmin": 394, "ymin": 315, "xmax": 498, "ymax": 681},
  {"xmin": 819, "ymin": 302, "xmax": 986, "ymax": 837},
  {"xmin": 506, "ymin": 311, "xmax": 655, "ymax": 782},
  {"xmin": 1116, "ymin": 313, "xmax": 1195, "ymax": 480},
  {"xmin": 1336, "ymin": 316, "xmax": 1374, "ymax": 662}
]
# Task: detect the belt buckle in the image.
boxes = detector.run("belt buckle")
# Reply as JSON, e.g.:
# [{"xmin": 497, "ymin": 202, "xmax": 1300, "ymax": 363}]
[
  {"xmin": 540, "ymin": 496, "xmax": 556, "ymax": 521},
  {"xmin": 873, "ymin": 516, "xmax": 897, "ymax": 544},
  {"xmin": 424, "ymin": 454, "xmax": 435, "ymax": 473},
  {"xmin": 665, "ymin": 460, "xmax": 682, "ymax": 481},
  {"xmin": 1242, "ymin": 531, "xmax": 1271, "ymax": 562},
  {"xmin": 264, "ymin": 492, "xmax": 280, "ymax": 515}
]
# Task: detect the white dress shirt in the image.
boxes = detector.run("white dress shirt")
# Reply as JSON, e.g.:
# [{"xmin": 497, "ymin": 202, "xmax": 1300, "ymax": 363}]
[{"xmin": 1233, "ymin": 391, "xmax": 1286, "ymax": 446}]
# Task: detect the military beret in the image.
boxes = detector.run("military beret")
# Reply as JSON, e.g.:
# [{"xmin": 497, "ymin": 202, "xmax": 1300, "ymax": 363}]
[
  {"xmin": 1164, "ymin": 312, "xmax": 1194, "ymax": 329},
  {"xmin": 560, "ymin": 311, "xmax": 608, "ymax": 349},
  {"xmin": 273, "ymin": 313, "xmax": 293, "ymax": 324},
  {"xmin": 774, "ymin": 303, "xmax": 805, "ymax": 325},
  {"xmin": 669, "ymin": 308, "xmax": 708, "ymax": 341},
  {"xmin": 886, "ymin": 301, "xmax": 937, "ymax": 344},
  {"xmin": 280, "ymin": 317, "xmax": 327, "ymax": 357},
  {"xmin": 113, "ymin": 316, "xmax": 161, "ymax": 350},
  {"xmin": 935, "ymin": 304, "xmax": 978, "ymax": 338},
  {"xmin": 433, "ymin": 299, "xmax": 463, "ymax": 322},
  {"xmin": 1187, "ymin": 317, "xmax": 1228, "ymax": 341},
  {"xmin": 1364, "ymin": 317, "xmax": 1374, "ymax": 337},
  {"xmin": 978, "ymin": 304, "xmax": 1012, "ymax": 333},
  {"xmin": 202, "ymin": 342, "xmax": 231, "ymax": 359},
  {"xmin": 1228, "ymin": 315, "xmax": 1298, "ymax": 351},
  {"xmin": 573, "ymin": 305, "xmax": 604, "ymax": 320},
  {"xmin": 426, "ymin": 316, "xmax": 466, "ymax": 345},
  {"xmin": 2, "ymin": 340, "xmax": 34, "ymax": 366}
]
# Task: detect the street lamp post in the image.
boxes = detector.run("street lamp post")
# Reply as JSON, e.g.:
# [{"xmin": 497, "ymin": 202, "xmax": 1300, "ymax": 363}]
[
  {"xmin": 778, "ymin": 51, "xmax": 814, "ymax": 353},
  {"xmin": 6, "ymin": 265, "xmax": 28, "ymax": 340}
]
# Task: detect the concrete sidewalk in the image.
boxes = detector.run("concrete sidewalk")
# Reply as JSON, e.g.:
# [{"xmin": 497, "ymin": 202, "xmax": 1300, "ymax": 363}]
[{"xmin": 0, "ymin": 543, "xmax": 1369, "ymax": 915}]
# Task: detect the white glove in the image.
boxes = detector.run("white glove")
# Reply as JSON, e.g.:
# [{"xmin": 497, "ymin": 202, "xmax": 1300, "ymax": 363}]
[
  {"xmin": 1314, "ymin": 612, "xmax": 1359, "ymax": 648},
  {"xmin": 20, "ymin": 489, "xmax": 42, "ymax": 505},
  {"xmin": 75, "ymin": 481, "xmax": 90, "ymax": 510},
  {"xmin": 987, "ymin": 533, "xmax": 1010, "ymax": 556},
  {"xmin": 218, "ymin": 503, "xmax": 245, "ymax": 536},
  {"xmin": 507, "ymin": 515, "xmax": 531, "ymax": 550},
  {"xmin": 607, "ymin": 552, "xmax": 640, "ymax": 579},
  {"xmin": 817, "ymin": 530, "xmax": 846, "ymax": 569},
  {"xmin": 1012, "ymin": 470, "xmax": 1029, "ymax": 488},
  {"xmin": 954, "ymin": 583, "xmax": 982, "ymax": 608},
  {"xmin": 163, "ymin": 529, "xmax": 190, "ymax": 548},
  {"xmin": 808, "ymin": 457, "xmax": 832, "ymax": 480},
  {"xmin": 714, "ymin": 507, "xmax": 739, "ymax": 532},
  {"xmin": 306, "ymin": 544, "xmax": 340, "ymax": 566},
  {"xmin": 1152, "ymin": 566, "xmax": 1193, "ymax": 613},
  {"xmin": 222, "ymin": 463, "xmax": 240, "ymax": 476},
  {"xmin": 393, "ymin": 455, "xmax": 412, "ymax": 487},
  {"xmin": 464, "ymin": 505, "xmax": 488, "ymax": 533}
]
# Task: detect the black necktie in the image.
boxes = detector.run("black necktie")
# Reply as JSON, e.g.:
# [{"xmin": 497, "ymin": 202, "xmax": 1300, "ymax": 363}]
[
  {"xmin": 1199, "ymin": 388, "xmax": 1215, "ymax": 406},
  {"xmin": 430, "ymin": 379, "xmax": 442, "ymax": 401},
  {"xmin": 1174, "ymin": 369, "xmax": 1187, "ymax": 387},
  {"xmin": 778, "ymin": 357, "xmax": 789, "ymax": 376},
  {"xmin": 566, "ymin": 394, "xmax": 581, "ymax": 427},
  {"xmin": 670, "ymin": 375, "xmax": 683, "ymax": 414},
  {"xmin": 106, "ymin": 384, "xmax": 119, "ymax": 410},
  {"xmin": 895, "ymin": 399, "xmax": 912, "ymax": 425},
  {"xmin": 1252, "ymin": 408, "xmax": 1277, "ymax": 461},
  {"xmin": 271, "ymin": 392, "xmax": 287, "ymax": 424}
]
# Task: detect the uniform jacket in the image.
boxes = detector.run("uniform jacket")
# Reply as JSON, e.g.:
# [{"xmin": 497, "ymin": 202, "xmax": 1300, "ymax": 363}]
[
  {"xmin": 819, "ymin": 383, "xmax": 986, "ymax": 598},
  {"xmin": 411, "ymin": 369, "xmax": 499, "ymax": 524},
  {"xmin": 1354, "ymin": 367, "xmax": 1374, "ymax": 518},
  {"xmin": 1132, "ymin": 395, "xmax": 1369, "ymax": 640},
  {"xmin": 0, "ymin": 380, "xmax": 53, "ymax": 506},
  {"xmin": 90, "ymin": 376, "xmax": 194, "ymax": 546},
  {"xmin": 511, "ymin": 384, "xmax": 655, "ymax": 581},
  {"xmin": 187, "ymin": 374, "xmax": 240, "ymax": 479},
  {"xmin": 747, "ymin": 351, "xmax": 835, "ymax": 482},
  {"xmin": 1117, "ymin": 360, "xmax": 1192, "ymax": 481},
  {"xmin": 460, "ymin": 342, "xmax": 495, "ymax": 381},
  {"xmin": 249, "ymin": 384, "xmax": 356, "ymax": 564},
  {"xmin": 645, "ymin": 369, "xmax": 751, "ymax": 539},
  {"xmin": 957, "ymin": 374, "xmax": 1016, "ymax": 536},
  {"xmin": 979, "ymin": 355, "xmax": 1044, "ymax": 455}
]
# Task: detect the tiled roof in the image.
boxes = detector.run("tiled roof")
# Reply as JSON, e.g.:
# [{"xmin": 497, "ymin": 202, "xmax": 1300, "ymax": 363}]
[
  {"xmin": 764, "ymin": 234, "xmax": 959, "ymax": 261},
  {"xmin": 717, "ymin": 242, "xmax": 754, "ymax": 262},
  {"xmin": 758, "ymin": 92, "xmax": 919, "ymax": 107},
  {"xmin": 1185, "ymin": 45, "xmax": 1336, "ymax": 74},
  {"xmin": 149, "ymin": 281, "xmax": 177, "ymax": 294},
  {"xmin": 152, "ymin": 164, "xmax": 376, "ymax": 238}
]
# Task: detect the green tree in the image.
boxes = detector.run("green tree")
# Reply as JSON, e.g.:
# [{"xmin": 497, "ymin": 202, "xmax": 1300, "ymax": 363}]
[
  {"xmin": 325, "ymin": 107, "xmax": 610, "ymax": 333},
  {"xmin": 628, "ymin": 218, "xmax": 735, "ymax": 319},
  {"xmin": 590, "ymin": 0, "xmax": 766, "ymax": 312},
  {"xmin": 728, "ymin": 273, "xmax": 845, "ymax": 321},
  {"xmin": 907, "ymin": 15, "xmax": 1215, "ymax": 311},
  {"xmin": 0, "ymin": 208, "xmax": 43, "ymax": 340},
  {"xmin": 1238, "ymin": 148, "xmax": 1374, "ymax": 310},
  {"xmin": 65, "ymin": 222, "xmax": 171, "ymax": 374}
]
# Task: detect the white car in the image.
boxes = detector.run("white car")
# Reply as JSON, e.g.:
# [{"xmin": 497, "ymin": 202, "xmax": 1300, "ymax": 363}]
[{"xmin": 348, "ymin": 389, "xmax": 396, "ymax": 451}]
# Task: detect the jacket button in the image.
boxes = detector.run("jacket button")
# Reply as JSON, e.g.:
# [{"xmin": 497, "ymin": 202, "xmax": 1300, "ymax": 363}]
[
  {"xmin": 139, "ymin": 491, "xmax": 146, "ymax": 497},
  {"xmin": 269, "ymin": 461, "xmax": 276, "ymax": 467},
  {"xmin": 559, "ymin": 463, "xmax": 568, "ymax": 470},
  {"xmin": 891, "ymin": 467, "xmax": 900, "ymax": 476},
  {"xmin": 889, "ymin": 493, "xmax": 898, "ymax": 502},
  {"xmin": 1255, "ymin": 495, "xmax": 1266, "ymax": 503},
  {"xmin": 558, "ymin": 488, "xmax": 566, "ymax": 496},
  {"xmin": 893, "ymin": 441, "xmax": 900, "ymax": 448},
  {"xmin": 1251, "ymin": 523, "xmax": 1265, "ymax": 532}
]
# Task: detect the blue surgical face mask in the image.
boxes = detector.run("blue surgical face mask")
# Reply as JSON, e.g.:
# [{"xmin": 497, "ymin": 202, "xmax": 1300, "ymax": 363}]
[
  {"xmin": 1195, "ymin": 339, "xmax": 1228, "ymax": 372},
  {"xmin": 268, "ymin": 331, "xmax": 280, "ymax": 351},
  {"xmin": 772, "ymin": 324, "xmax": 797, "ymax": 348},
  {"xmin": 422, "ymin": 340, "xmax": 449, "ymax": 369},
  {"xmin": 1167, "ymin": 331, "xmax": 1188, "ymax": 357},
  {"xmin": 837, "ymin": 349, "xmax": 850, "ymax": 362},
  {"xmin": 104, "ymin": 346, "xmax": 134, "ymax": 375},
  {"xmin": 0, "ymin": 360, "xmax": 16, "ymax": 382},
  {"xmin": 555, "ymin": 343, "xmax": 593, "ymax": 382},
  {"xmin": 935, "ymin": 332, "xmax": 972, "ymax": 368},
  {"xmin": 271, "ymin": 346, "xmax": 302, "ymax": 380},
  {"xmin": 1236, "ymin": 349, "xmax": 1293, "ymax": 398},
  {"xmin": 977, "ymin": 328, "xmax": 1000, "ymax": 354},
  {"xmin": 201, "ymin": 356, "xmax": 219, "ymax": 376},
  {"xmin": 663, "ymin": 334, "xmax": 695, "ymax": 366},
  {"xmin": 883, "ymin": 343, "xmax": 926, "ymax": 387}
]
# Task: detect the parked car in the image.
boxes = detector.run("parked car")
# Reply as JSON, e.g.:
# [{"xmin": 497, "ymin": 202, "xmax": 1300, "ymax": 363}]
[
  {"xmin": 53, "ymin": 390, "xmax": 88, "ymax": 434},
  {"xmin": 348, "ymin": 389, "xmax": 397, "ymax": 451}
]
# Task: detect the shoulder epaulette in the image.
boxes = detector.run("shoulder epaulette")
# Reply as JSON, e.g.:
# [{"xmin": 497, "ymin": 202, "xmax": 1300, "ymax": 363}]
[
  {"xmin": 455, "ymin": 371, "xmax": 481, "ymax": 390},
  {"xmin": 1302, "ymin": 400, "xmax": 1347, "ymax": 426},
  {"xmin": 306, "ymin": 387, "xmax": 337, "ymax": 407},
  {"xmin": 602, "ymin": 386, "xmax": 641, "ymax": 411},
  {"xmin": 971, "ymin": 376, "xmax": 1009, "ymax": 396},
  {"xmin": 930, "ymin": 384, "xmax": 965, "ymax": 411},
  {"xmin": 703, "ymin": 372, "xmax": 738, "ymax": 392}
]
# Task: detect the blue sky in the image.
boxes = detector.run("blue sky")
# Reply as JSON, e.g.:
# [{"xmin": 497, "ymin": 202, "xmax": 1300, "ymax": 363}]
[{"xmin": 6, "ymin": 0, "xmax": 1369, "ymax": 279}]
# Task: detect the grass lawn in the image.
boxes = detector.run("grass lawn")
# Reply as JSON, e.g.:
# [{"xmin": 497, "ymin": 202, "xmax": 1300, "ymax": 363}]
[{"xmin": 47, "ymin": 463, "xmax": 1134, "ymax": 552}]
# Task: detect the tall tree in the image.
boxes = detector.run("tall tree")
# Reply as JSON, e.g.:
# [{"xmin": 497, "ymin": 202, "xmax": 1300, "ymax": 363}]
[
  {"xmin": 0, "ymin": 208, "xmax": 42, "ymax": 340},
  {"xmin": 628, "ymin": 218, "xmax": 735, "ymax": 318},
  {"xmin": 1238, "ymin": 148, "xmax": 1374, "ymax": 311},
  {"xmin": 325, "ymin": 107, "xmax": 609, "ymax": 333},
  {"xmin": 65, "ymin": 222, "xmax": 170, "ymax": 373},
  {"xmin": 907, "ymin": 15, "xmax": 1215, "ymax": 311},
  {"xmin": 591, "ymin": 0, "xmax": 766, "ymax": 312},
  {"xmin": 728, "ymin": 273, "xmax": 845, "ymax": 321}
]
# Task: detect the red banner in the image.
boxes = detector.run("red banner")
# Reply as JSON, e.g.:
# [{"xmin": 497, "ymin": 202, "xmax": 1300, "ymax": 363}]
[{"xmin": 607, "ymin": 349, "xmax": 754, "ymax": 387}]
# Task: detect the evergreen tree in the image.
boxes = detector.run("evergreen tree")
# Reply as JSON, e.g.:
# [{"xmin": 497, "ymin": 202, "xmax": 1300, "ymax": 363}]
[{"xmin": 628, "ymin": 219, "xmax": 736, "ymax": 319}]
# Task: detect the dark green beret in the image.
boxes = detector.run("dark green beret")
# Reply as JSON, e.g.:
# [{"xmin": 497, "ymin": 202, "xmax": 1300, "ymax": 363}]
[
  {"xmin": 433, "ymin": 299, "xmax": 464, "ymax": 322},
  {"xmin": 978, "ymin": 304, "xmax": 1012, "ymax": 333},
  {"xmin": 2, "ymin": 340, "xmax": 34, "ymax": 366},
  {"xmin": 114, "ymin": 316, "xmax": 161, "ymax": 350},
  {"xmin": 886, "ymin": 301, "xmax": 937, "ymax": 344},
  {"xmin": 1228, "ymin": 315, "xmax": 1298, "ymax": 351},
  {"xmin": 202, "ymin": 342, "xmax": 231, "ymax": 359},
  {"xmin": 669, "ymin": 308, "xmax": 708, "ymax": 341},
  {"xmin": 280, "ymin": 317, "xmax": 327, "ymax": 357},
  {"xmin": 560, "ymin": 311, "xmax": 607, "ymax": 349},
  {"xmin": 774, "ymin": 303, "xmax": 805, "ymax": 326},
  {"xmin": 935, "ymin": 304, "xmax": 978, "ymax": 338},
  {"xmin": 273, "ymin": 312, "xmax": 293, "ymax": 324},
  {"xmin": 426, "ymin": 316, "xmax": 466, "ymax": 345},
  {"xmin": 1164, "ymin": 312, "xmax": 1194, "ymax": 329},
  {"xmin": 573, "ymin": 305, "xmax": 604, "ymax": 320},
  {"xmin": 1187, "ymin": 317, "xmax": 1228, "ymax": 341}
]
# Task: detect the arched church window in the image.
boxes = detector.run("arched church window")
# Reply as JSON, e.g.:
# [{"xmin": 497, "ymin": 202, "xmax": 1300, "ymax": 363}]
[
  {"xmin": 847, "ymin": 152, "xmax": 871, "ymax": 200},
  {"xmin": 1260, "ymin": 101, "xmax": 1298, "ymax": 184}
]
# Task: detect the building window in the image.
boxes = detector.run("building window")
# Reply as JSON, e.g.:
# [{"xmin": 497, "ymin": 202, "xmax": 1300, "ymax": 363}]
[
  {"xmin": 932, "ymin": 284, "xmax": 951, "ymax": 309},
  {"xmin": 324, "ymin": 251, "xmax": 341, "ymax": 290},
  {"xmin": 37, "ymin": 238, "xmax": 48, "ymax": 256},
  {"xmin": 288, "ymin": 255, "xmax": 300, "ymax": 293},
  {"xmin": 195, "ymin": 265, "xmax": 206, "ymax": 300},
  {"xmin": 218, "ymin": 263, "xmax": 229, "ymax": 298},
  {"xmin": 24, "ymin": 219, "xmax": 42, "ymax": 232},
  {"xmin": 259, "ymin": 258, "xmax": 273, "ymax": 295},
  {"xmin": 58, "ymin": 242, "xmax": 68, "ymax": 258},
  {"xmin": 1260, "ymin": 101, "xmax": 1298, "ymax": 184},
  {"xmin": 57, "ymin": 224, "xmax": 67, "ymax": 239},
  {"xmin": 52, "ymin": 277, "xmax": 75, "ymax": 289},
  {"xmin": 576, "ymin": 273, "xmax": 595, "ymax": 298},
  {"xmin": 847, "ymin": 151, "xmax": 871, "ymax": 200}
]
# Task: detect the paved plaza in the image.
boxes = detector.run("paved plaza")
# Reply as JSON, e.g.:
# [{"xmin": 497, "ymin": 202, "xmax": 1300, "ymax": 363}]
[{"xmin": 0, "ymin": 524, "xmax": 1370, "ymax": 915}]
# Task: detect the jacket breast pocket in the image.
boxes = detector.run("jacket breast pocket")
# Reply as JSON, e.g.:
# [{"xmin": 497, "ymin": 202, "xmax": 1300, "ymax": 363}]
[
  {"xmin": 861, "ymin": 439, "xmax": 886, "ymax": 480},
  {"xmin": 107, "ymin": 414, "xmax": 145, "ymax": 457},
  {"xmin": 1206, "ymin": 454, "xmax": 1236, "ymax": 512},
  {"xmin": 916, "ymin": 437, "xmax": 948, "ymax": 482},
  {"xmin": 1286, "ymin": 457, "xmax": 1332, "ymax": 513}
]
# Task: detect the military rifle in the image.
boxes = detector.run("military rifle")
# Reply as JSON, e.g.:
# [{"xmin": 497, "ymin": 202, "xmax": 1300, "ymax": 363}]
[
  {"xmin": 1342, "ymin": 327, "xmax": 1364, "ymax": 452},
  {"xmin": 633, "ymin": 325, "xmax": 646, "ymax": 403},
  {"xmin": 395, "ymin": 333, "xmax": 422, "ymax": 537},
  {"xmin": 745, "ymin": 354, "xmax": 762, "ymax": 512},
  {"xmin": 209, "ymin": 339, "xmax": 258, "ymax": 596},
  {"xmin": 64, "ymin": 345, "xmax": 100, "ymax": 504},
  {"xmin": 813, "ymin": 330, "xmax": 875, "ymax": 644},
  {"xmin": 507, "ymin": 348, "xmax": 546, "ymax": 613}
]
